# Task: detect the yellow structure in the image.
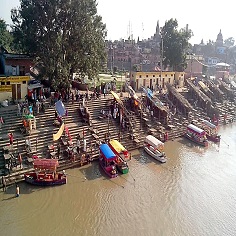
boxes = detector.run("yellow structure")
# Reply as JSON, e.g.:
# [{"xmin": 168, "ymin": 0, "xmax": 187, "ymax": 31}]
[
  {"xmin": 0, "ymin": 76, "xmax": 30, "ymax": 101},
  {"xmin": 130, "ymin": 71, "xmax": 185, "ymax": 91}
]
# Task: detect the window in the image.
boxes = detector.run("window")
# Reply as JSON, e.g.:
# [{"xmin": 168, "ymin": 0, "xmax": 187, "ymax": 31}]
[
  {"xmin": 165, "ymin": 74, "xmax": 167, "ymax": 77},
  {"xmin": 181, "ymin": 74, "xmax": 183, "ymax": 76},
  {"xmin": 168, "ymin": 78, "xmax": 171, "ymax": 83},
  {"xmin": 171, "ymin": 74, "xmax": 173, "ymax": 76},
  {"xmin": 22, "ymin": 81, "xmax": 26, "ymax": 84},
  {"xmin": 1, "ymin": 82, "xmax": 5, "ymax": 85},
  {"xmin": 153, "ymin": 75, "xmax": 155, "ymax": 77},
  {"xmin": 6, "ymin": 81, "xmax": 10, "ymax": 85},
  {"xmin": 139, "ymin": 75, "xmax": 142, "ymax": 78},
  {"xmin": 146, "ymin": 75, "xmax": 148, "ymax": 78}
]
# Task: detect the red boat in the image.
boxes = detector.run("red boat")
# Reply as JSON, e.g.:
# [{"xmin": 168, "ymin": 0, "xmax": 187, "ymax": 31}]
[
  {"xmin": 184, "ymin": 124, "xmax": 208, "ymax": 147},
  {"xmin": 99, "ymin": 144, "xmax": 118, "ymax": 178},
  {"xmin": 24, "ymin": 159, "xmax": 67, "ymax": 186},
  {"xmin": 201, "ymin": 120, "xmax": 221, "ymax": 143}
]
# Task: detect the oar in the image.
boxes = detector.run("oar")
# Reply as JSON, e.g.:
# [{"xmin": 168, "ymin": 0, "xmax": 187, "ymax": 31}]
[
  {"xmin": 109, "ymin": 179, "xmax": 125, "ymax": 188},
  {"xmin": 129, "ymin": 171, "xmax": 136, "ymax": 182},
  {"xmin": 221, "ymin": 139, "xmax": 229, "ymax": 147}
]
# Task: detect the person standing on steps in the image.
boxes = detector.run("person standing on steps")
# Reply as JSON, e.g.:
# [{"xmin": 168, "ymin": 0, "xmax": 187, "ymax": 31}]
[
  {"xmin": 2, "ymin": 176, "xmax": 6, "ymax": 192},
  {"xmin": 16, "ymin": 184, "xmax": 20, "ymax": 197},
  {"xmin": 8, "ymin": 132, "xmax": 14, "ymax": 147}
]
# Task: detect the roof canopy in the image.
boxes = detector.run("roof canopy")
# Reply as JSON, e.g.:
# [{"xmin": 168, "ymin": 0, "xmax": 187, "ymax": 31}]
[
  {"xmin": 109, "ymin": 139, "xmax": 126, "ymax": 153},
  {"xmin": 55, "ymin": 100, "xmax": 66, "ymax": 116},
  {"xmin": 100, "ymin": 144, "xmax": 116, "ymax": 160},
  {"xmin": 145, "ymin": 135, "xmax": 164, "ymax": 148},
  {"xmin": 216, "ymin": 62, "xmax": 230, "ymax": 67},
  {"xmin": 33, "ymin": 159, "xmax": 59, "ymax": 170},
  {"xmin": 187, "ymin": 124, "xmax": 205, "ymax": 134},
  {"xmin": 202, "ymin": 120, "xmax": 216, "ymax": 129}
]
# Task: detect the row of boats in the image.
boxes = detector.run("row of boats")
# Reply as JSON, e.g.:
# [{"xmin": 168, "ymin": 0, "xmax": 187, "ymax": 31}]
[{"xmin": 23, "ymin": 120, "xmax": 220, "ymax": 185}]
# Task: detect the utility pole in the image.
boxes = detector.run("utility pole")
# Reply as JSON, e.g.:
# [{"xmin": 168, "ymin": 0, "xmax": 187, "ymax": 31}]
[{"xmin": 160, "ymin": 31, "xmax": 163, "ymax": 88}]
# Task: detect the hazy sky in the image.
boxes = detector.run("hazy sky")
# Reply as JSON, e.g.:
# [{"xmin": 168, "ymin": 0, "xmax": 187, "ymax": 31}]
[{"xmin": 1, "ymin": 0, "xmax": 235, "ymax": 45}]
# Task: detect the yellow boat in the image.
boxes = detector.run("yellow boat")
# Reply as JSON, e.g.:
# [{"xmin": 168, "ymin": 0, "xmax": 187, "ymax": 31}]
[{"xmin": 108, "ymin": 139, "xmax": 129, "ymax": 174}]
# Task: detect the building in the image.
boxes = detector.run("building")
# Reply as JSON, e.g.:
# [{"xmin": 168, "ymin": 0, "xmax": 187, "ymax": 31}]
[
  {"xmin": 130, "ymin": 71, "xmax": 185, "ymax": 91},
  {"xmin": 0, "ymin": 47, "xmax": 33, "ymax": 101},
  {"xmin": 184, "ymin": 54, "xmax": 204, "ymax": 78}
]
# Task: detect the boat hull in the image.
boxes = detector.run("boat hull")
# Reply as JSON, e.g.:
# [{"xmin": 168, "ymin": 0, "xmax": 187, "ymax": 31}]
[
  {"xmin": 99, "ymin": 158, "xmax": 118, "ymax": 178},
  {"xmin": 117, "ymin": 164, "xmax": 129, "ymax": 174},
  {"xmin": 184, "ymin": 134, "xmax": 208, "ymax": 147},
  {"xmin": 144, "ymin": 146, "xmax": 166, "ymax": 163},
  {"xmin": 206, "ymin": 134, "xmax": 221, "ymax": 143},
  {"xmin": 24, "ymin": 173, "xmax": 67, "ymax": 186}
]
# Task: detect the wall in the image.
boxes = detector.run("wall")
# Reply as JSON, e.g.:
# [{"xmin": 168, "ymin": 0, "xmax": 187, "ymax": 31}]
[
  {"xmin": 0, "ymin": 76, "xmax": 30, "ymax": 101},
  {"xmin": 131, "ymin": 71, "xmax": 184, "ymax": 90}
]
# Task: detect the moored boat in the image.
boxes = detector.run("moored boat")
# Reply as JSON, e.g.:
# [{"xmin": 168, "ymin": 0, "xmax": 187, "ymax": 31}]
[
  {"xmin": 24, "ymin": 159, "xmax": 67, "ymax": 186},
  {"xmin": 184, "ymin": 124, "xmax": 208, "ymax": 147},
  {"xmin": 99, "ymin": 144, "xmax": 118, "ymax": 178},
  {"xmin": 201, "ymin": 120, "xmax": 221, "ymax": 143},
  {"xmin": 144, "ymin": 135, "xmax": 167, "ymax": 163},
  {"xmin": 108, "ymin": 139, "xmax": 129, "ymax": 174}
]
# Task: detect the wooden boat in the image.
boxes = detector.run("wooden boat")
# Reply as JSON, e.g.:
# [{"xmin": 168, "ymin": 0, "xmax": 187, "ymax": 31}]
[
  {"xmin": 99, "ymin": 144, "xmax": 118, "ymax": 178},
  {"xmin": 184, "ymin": 124, "xmax": 208, "ymax": 147},
  {"xmin": 201, "ymin": 120, "xmax": 221, "ymax": 143},
  {"xmin": 108, "ymin": 139, "xmax": 129, "ymax": 174},
  {"xmin": 144, "ymin": 135, "xmax": 167, "ymax": 163},
  {"xmin": 24, "ymin": 159, "xmax": 67, "ymax": 186}
]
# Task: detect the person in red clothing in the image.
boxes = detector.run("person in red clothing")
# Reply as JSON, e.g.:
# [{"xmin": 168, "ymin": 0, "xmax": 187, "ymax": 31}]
[{"xmin": 8, "ymin": 132, "xmax": 14, "ymax": 146}]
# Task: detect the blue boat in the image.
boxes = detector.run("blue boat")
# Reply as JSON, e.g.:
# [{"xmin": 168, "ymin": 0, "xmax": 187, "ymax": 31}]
[{"xmin": 99, "ymin": 144, "xmax": 118, "ymax": 178}]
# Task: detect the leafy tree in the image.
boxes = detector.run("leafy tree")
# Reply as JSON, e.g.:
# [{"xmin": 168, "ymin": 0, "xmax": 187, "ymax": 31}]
[
  {"xmin": 11, "ymin": 0, "xmax": 107, "ymax": 90},
  {"xmin": 224, "ymin": 37, "xmax": 235, "ymax": 47},
  {"xmin": 161, "ymin": 18, "xmax": 192, "ymax": 71},
  {"xmin": 0, "ymin": 19, "xmax": 13, "ymax": 52}
]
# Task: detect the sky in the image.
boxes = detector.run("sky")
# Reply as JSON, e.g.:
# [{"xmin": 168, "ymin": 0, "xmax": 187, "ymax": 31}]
[{"xmin": 0, "ymin": 0, "xmax": 235, "ymax": 45}]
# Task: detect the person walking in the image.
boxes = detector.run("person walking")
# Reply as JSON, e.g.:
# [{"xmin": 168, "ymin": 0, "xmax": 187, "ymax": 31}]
[
  {"xmin": 77, "ymin": 138, "xmax": 81, "ymax": 153},
  {"xmin": 16, "ymin": 184, "xmax": 20, "ymax": 197},
  {"xmin": 71, "ymin": 92, "xmax": 74, "ymax": 104},
  {"xmin": 83, "ymin": 139, "xmax": 87, "ymax": 153},
  {"xmin": 18, "ymin": 153, "xmax": 23, "ymax": 169},
  {"xmin": 57, "ymin": 143, "xmax": 61, "ymax": 159},
  {"xmin": 8, "ymin": 132, "xmax": 14, "ymax": 147},
  {"xmin": 2, "ymin": 176, "xmax": 6, "ymax": 192}
]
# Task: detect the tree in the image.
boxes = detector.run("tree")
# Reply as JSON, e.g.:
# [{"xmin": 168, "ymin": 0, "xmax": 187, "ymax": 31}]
[
  {"xmin": 161, "ymin": 18, "xmax": 192, "ymax": 71},
  {"xmin": 224, "ymin": 37, "xmax": 235, "ymax": 47},
  {"xmin": 11, "ymin": 0, "xmax": 107, "ymax": 89},
  {"xmin": 0, "ymin": 19, "xmax": 13, "ymax": 52}
]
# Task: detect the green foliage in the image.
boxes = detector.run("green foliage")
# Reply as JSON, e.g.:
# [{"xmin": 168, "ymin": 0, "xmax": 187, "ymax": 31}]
[
  {"xmin": 11, "ymin": 0, "xmax": 107, "ymax": 90},
  {"xmin": 0, "ymin": 19, "xmax": 13, "ymax": 52},
  {"xmin": 224, "ymin": 37, "xmax": 235, "ymax": 47},
  {"xmin": 161, "ymin": 18, "xmax": 192, "ymax": 71}
]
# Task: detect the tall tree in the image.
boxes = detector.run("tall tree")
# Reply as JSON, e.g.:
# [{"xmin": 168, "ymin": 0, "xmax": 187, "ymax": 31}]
[
  {"xmin": 161, "ymin": 18, "xmax": 192, "ymax": 71},
  {"xmin": 11, "ymin": 0, "xmax": 107, "ymax": 89},
  {"xmin": 224, "ymin": 37, "xmax": 235, "ymax": 47},
  {"xmin": 0, "ymin": 19, "xmax": 13, "ymax": 52}
]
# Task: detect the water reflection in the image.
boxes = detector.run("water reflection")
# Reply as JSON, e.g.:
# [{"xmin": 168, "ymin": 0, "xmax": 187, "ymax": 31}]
[{"xmin": 0, "ymin": 124, "xmax": 236, "ymax": 235}]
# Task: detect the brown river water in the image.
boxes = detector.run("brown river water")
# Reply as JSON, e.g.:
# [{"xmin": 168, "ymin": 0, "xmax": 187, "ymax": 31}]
[{"xmin": 1, "ymin": 123, "xmax": 236, "ymax": 236}]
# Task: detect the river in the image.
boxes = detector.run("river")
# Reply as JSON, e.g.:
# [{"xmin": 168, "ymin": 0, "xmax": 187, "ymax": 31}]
[{"xmin": 1, "ymin": 123, "xmax": 236, "ymax": 236}]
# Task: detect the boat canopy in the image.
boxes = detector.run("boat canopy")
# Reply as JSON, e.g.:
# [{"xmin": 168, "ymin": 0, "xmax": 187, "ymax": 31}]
[
  {"xmin": 109, "ymin": 139, "xmax": 127, "ymax": 154},
  {"xmin": 145, "ymin": 135, "xmax": 164, "ymax": 149},
  {"xmin": 53, "ymin": 122, "xmax": 65, "ymax": 141},
  {"xmin": 202, "ymin": 120, "xmax": 217, "ymax": 129},
  {"xmin": 100, "ymin": 144, "xmax": 116, "ymax": 161},
  {"xmin": 33, "ymin": 159, "xmax": 59, "ymax": 170},
  {"xmin": 55, "ymin": 100, "xmax": 66, "ymax": 116},
  {"xmin": 187, "ymin": 124, "xmax": 205, "ymax": 134},
  {"xmin": 111, "ymin": 91, "xmax": 123, "ymax": 105}
]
